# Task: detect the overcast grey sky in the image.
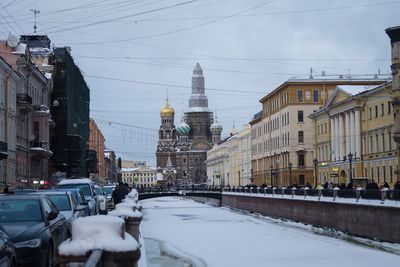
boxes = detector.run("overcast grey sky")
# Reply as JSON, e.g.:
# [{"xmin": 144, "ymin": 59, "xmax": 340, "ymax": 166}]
[{"xmin": 2, "ymin": 0, "xmax": 399, "ymax": 165}]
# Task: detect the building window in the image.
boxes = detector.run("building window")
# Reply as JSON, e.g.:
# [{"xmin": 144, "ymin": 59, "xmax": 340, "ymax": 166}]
[
  {"xmin": 390, "ymin": 166, "xmax": 393, "ymax": 183},
  {"xmin": 325, "ymin": 123, "xmax": 327, "ymax": 133},
  {"xmin": 298, "ymin": 131, "xmax": 304, "ymax": 143},
  {"xmin": 368, "ymin": 108, "xmax": 372, "ymax": 120},
  {"xmin": 375, "ymin": 105, "xmax": 378, "ymax": 118},
  {"xmin": 383, "ymin": 166, "xmax": 386, "ymax": 183},
  {"xmin": 369, "ymin": 135, "xmax": 373, "ymax": 153},
  {"xmin": 381, "ymin": 103, "xmax": 384, "ymax": 116},
  {"xmin": 297, "ymin": 90, "xmax": 304, "ymax": 102},
  {"xmin": 376, "ymin": 167, "xmax": 380, "ymax": 182},
  {"xmin": 388, "ymin": 101, "xmax": 392, "ymax": 114},
  {"xmin": 299, "ymin": 174, "xmax": 305, "ymax": 185},
  {"xmin": 375, "ymin": 134, "xmax": 379, "ymax": 152},
  {"xmin": 313, "ymin": 89, "xmax": 319, "ymax": 103},
  {"xmin": 382, "ymin": 133, "xmax": 385, "ymax": 152},
  {"xmin": 298, "ymin": 154, "xmax": 305, "ymax": 167},
  {"xmin": 298, "ymin": 110, "xmax": 304, "ymax": 123},
  {"xmin": 389, "ymin": 132, "xmax": 392, "ymax": 150}
]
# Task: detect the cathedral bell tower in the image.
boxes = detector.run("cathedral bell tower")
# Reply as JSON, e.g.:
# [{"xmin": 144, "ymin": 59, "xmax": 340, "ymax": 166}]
[{"xmin": 157, "ymin": 99, "xmax": 176, "ymax": 152}]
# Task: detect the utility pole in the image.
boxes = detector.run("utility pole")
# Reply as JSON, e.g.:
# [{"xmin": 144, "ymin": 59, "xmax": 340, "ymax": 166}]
[{"xmin": 30, "ymin": 8, "xmax": 40, "ymax": 33}]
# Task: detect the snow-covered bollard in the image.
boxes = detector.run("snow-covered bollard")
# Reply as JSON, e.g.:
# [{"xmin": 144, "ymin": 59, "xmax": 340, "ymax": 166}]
[
  {"xmin": 257, "ymin": 187, "xmax": 260, "ymax": 194},
  {"xmin": 263, "ymin": 187, "xmax": 266, "ymax": 195},
  {"xmin": 356, "ymin": 187, "xmax": 362, "ymax": 202},
  {"xmin": 303, "ymin": 187, "xmax": 309, "ymax": 199},
  {"xmin": 281, "ymin": 187, "xmax": 286, "ymax": 197},
  {"xmin": 58, "ymin": 216, "xmax": 140, "ymax": 267},
  {"xmin": 272, "ymin": 187, "xmax": 276, "ymax": 196},
  {"xmin": 291, "ymin": 187, "xmax": 296, "ymax": 198},
  {"xmin": 381, "ymin": 188, "xmax": 389, "ymax": 204},
  {"xmin": 109, "ymin": 207, "xmax": 143, "ymax": 242},
  {"xmin": 333, "ymin": 187, "xmax": 340, "ymax": 201}
]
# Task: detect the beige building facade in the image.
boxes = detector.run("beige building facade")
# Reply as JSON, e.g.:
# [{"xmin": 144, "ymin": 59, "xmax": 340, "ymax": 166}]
[
  {"xmin": 206, "ymin": 125, "xmax": 251, "ymax": 187},
  {"xmin": 251, "ymin": 78, "xmax": 388, "ymax": 188},
  {"xmin": 122, "ymin": 166, "xmax": 157, "ymax": 188}
]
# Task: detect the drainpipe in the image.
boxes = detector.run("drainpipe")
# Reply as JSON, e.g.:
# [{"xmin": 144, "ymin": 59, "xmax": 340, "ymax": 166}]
[
  {"xmin": 26, "ymin": 65, "xmax": 36, "ymax": 182},
  {"xmin": 3, "ymin": 67, "xmax": 14, "ymax": 187}
]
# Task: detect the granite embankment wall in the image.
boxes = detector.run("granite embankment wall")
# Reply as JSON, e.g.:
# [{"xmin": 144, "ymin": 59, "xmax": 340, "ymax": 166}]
[{"xmin": 221, "ymin": 194, "xmax": 400, "ymax": 243}]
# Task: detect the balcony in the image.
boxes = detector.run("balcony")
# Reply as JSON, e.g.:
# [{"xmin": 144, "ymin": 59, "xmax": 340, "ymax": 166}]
[
  {"xmin": 87, "ymin": 148, "xmax": 99, "ymax": 173},
  {"xmin": 0, "ymin": 141, "xmax": 8, "ymax": 160},
  {"xmin": 17, "ymin": 93, "xmax": 33, "ymax": 112},
  {"xmin": 30, "ymin": 140, "xmax": 53, "ymax": 158}
]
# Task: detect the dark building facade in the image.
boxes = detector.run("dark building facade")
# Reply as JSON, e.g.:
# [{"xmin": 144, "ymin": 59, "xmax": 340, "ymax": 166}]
[
  {"xmin": 49, "ymin": 47, "xmax": 90, "ymax": 178},
  {"xmin": 156, "ymin": 63, "xmax": 219, "ymax": 187}
]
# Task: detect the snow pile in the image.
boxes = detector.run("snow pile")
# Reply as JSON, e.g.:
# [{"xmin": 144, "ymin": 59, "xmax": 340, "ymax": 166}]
[
  {"xmin": 109, "ymin": 207, "xmax": 142, "ymax": 218},
  {"xmin": 109, "ymin": 198, "xmax": 142, "ymax": 218},
  {"xmin": 127, "ymin": 189, "xmax": 139, "ymax": 201},
  {"xmin": 118, "ymin": 199, "xmax": 141, "ymax": 210},
  {"xmin": 58, "ymin": 215, "xmax": 138, "ymax": 256}
]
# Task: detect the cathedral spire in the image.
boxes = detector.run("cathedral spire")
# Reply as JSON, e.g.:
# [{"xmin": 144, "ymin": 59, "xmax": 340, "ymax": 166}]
[{"xmin": 189, "ymin": 62, "xmax": 209, "ymax": 112}]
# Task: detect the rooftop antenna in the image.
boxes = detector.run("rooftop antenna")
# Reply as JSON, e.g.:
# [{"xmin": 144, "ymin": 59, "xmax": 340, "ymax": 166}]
[
  {"xmin": 309, "ymin": 67, "xmax": 314, "ymax": 79},
  {"xmin": 30, "ymin": 8, "xmax": 40, "ymax": 33}
]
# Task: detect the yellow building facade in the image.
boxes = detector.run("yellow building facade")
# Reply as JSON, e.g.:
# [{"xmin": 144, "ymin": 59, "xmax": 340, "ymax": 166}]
[
  {"xmin": 251, "ymin": 78, "xmax": 387, "ymax": 187},
  {"xmin": 310, "ymin": 82, "xmax": 397, "ymax": 188}
]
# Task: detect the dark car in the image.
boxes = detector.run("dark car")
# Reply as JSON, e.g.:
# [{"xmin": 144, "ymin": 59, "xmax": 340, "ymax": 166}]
[
  {"xmin": 31, "ymin": 191, "xmax": 86, "ymax": 237},
  {"xmin": 0, "ymin": 194, "xmax": 68, "ymax": 267},
  {"xmin": 0, "ymin": 225, "xmax": 16, "ymax": 267},
  {"xmin": 50, "ymin": 188, "xmax": 91, "ymax": 216}
]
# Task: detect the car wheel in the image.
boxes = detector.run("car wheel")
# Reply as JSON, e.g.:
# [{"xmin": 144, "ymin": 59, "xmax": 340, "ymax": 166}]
[{"xmin": 46, "ymin": 243, "xmax": 54, "ymax": 267}]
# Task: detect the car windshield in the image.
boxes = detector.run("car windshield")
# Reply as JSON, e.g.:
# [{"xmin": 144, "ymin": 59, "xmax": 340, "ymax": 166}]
[
  {"xmin": 0, "ymin": 199, "xmax": 42, "ymax": 222},
  {"xmin": 102, "ymin": 187, "xmax": 114, "ymax": 194},
  {"xmin": 58, "ymin": 184, "xmax": 91, "ymax": 197},
  {"xmin": 95, "ymin": 187, "xmax": 102, "ymax": 195},
  {"xmin": 47, "ymin": 195, "xmax": 71, "ymax": 211}
]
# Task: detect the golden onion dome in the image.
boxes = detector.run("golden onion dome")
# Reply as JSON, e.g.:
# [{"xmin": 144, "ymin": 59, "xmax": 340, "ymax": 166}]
[{"xmin": 160, "ymin": 100, "xmax": 175, "ymax": 117}]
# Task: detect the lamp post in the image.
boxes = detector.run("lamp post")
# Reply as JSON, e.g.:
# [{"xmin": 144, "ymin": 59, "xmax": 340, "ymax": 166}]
[
  {"xmin": 313, "ymin": 158, "xmax": 318, "ymax": 187},
  {"xmin": 238, "ymin": 170, "xmax": 241, "ymax": 187},
  {"xmin": 288, "ymin": 162, "xmax": 293, "ymax": 187},
  {"xmin": 270, "ymin": 164, "xmax": 273, "ymax": 187},
  {"xmin": 348, "ymin": 152, "xmax": 353, "ymax": 187}
]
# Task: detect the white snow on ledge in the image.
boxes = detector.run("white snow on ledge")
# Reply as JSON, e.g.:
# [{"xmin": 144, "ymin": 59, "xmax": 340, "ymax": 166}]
[
  {"xmin": 222, "ymin": 192, "xmax": 400, "ymax": 208},
  {"xmin": 58, "ymin": 215, "xmax": 138, "ymax": 256}
]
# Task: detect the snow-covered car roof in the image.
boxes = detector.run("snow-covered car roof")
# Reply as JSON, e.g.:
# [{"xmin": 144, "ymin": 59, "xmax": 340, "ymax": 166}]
[{"xmin": 58, "ymin": 178, "xmax": 94, "ymax": 185}]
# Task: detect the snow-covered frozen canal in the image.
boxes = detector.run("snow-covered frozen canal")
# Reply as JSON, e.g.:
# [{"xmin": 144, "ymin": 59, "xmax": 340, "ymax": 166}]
[{"xmin": 140, "ymin": 197, "xmax": 399, "ymax": 267}]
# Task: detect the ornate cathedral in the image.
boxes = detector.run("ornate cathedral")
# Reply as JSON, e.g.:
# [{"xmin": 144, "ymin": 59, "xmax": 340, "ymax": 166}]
[{"xmin": 156, "ymin": 63, "xmax": 223, "ymax": 187}]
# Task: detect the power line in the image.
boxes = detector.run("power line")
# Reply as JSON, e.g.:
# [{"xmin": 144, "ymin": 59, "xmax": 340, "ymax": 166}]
[
  {"xmin": 45, "ymin": 0, "xmax": 199, "ymax": 34},
  {"xmin": 85, "ymin": 74, "xmax": 265, "ymax": 94},
  {"xmin": 61, "ymin": 0, "xmax": 274, "ymax": 44}
]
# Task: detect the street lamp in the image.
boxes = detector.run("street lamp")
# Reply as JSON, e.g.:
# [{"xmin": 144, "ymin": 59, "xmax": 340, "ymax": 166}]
[
  {"xmin": 348, "ymin": 152, "xmax": 353, "ymax": 187},
  {"xmin": 313, "ymin": 158, "xmax": 318, "ymax": 187},
  {"xmin": 270, "ymin": 164, "xmax": 273, "ymax": 187},
  {"xmin": 288, "ymin": 162, "xmax": 293, "ymax": 187},
  {"xmin": 238, "ymin": 170, "xmax": 241, "ymax": 187}
]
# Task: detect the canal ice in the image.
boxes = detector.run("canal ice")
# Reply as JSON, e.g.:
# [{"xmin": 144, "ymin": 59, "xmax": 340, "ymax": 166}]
[{"xmin": 140, "ymin": 197, "xmax": 399, "ymax": 267}]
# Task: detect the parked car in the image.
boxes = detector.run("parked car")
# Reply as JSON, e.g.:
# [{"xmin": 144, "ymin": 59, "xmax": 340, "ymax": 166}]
[
  {"xmin": 0, "ymin": 225, "xmax": 16, "ymax": 267},
  {"xmin": 57, "ymin": 178, "xmax": 99, "ymax": 215},
  {"xmin": 102, "ymin": 185, "xmax": 116, "ymax": 209},
  {"xmin": 0, "ymin": 194, "xmax": 68, "ymax": 267},
  {"xmin": 94, "ymin": 185, "xmax": 108, "ymax": 214},
  {"xmin": 49, "ymin": 188, "xmax": 91, "ymax": 216},
  {"xmin": 31, "ymin": 191, "xmax": 86, "ymax": 236}
]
